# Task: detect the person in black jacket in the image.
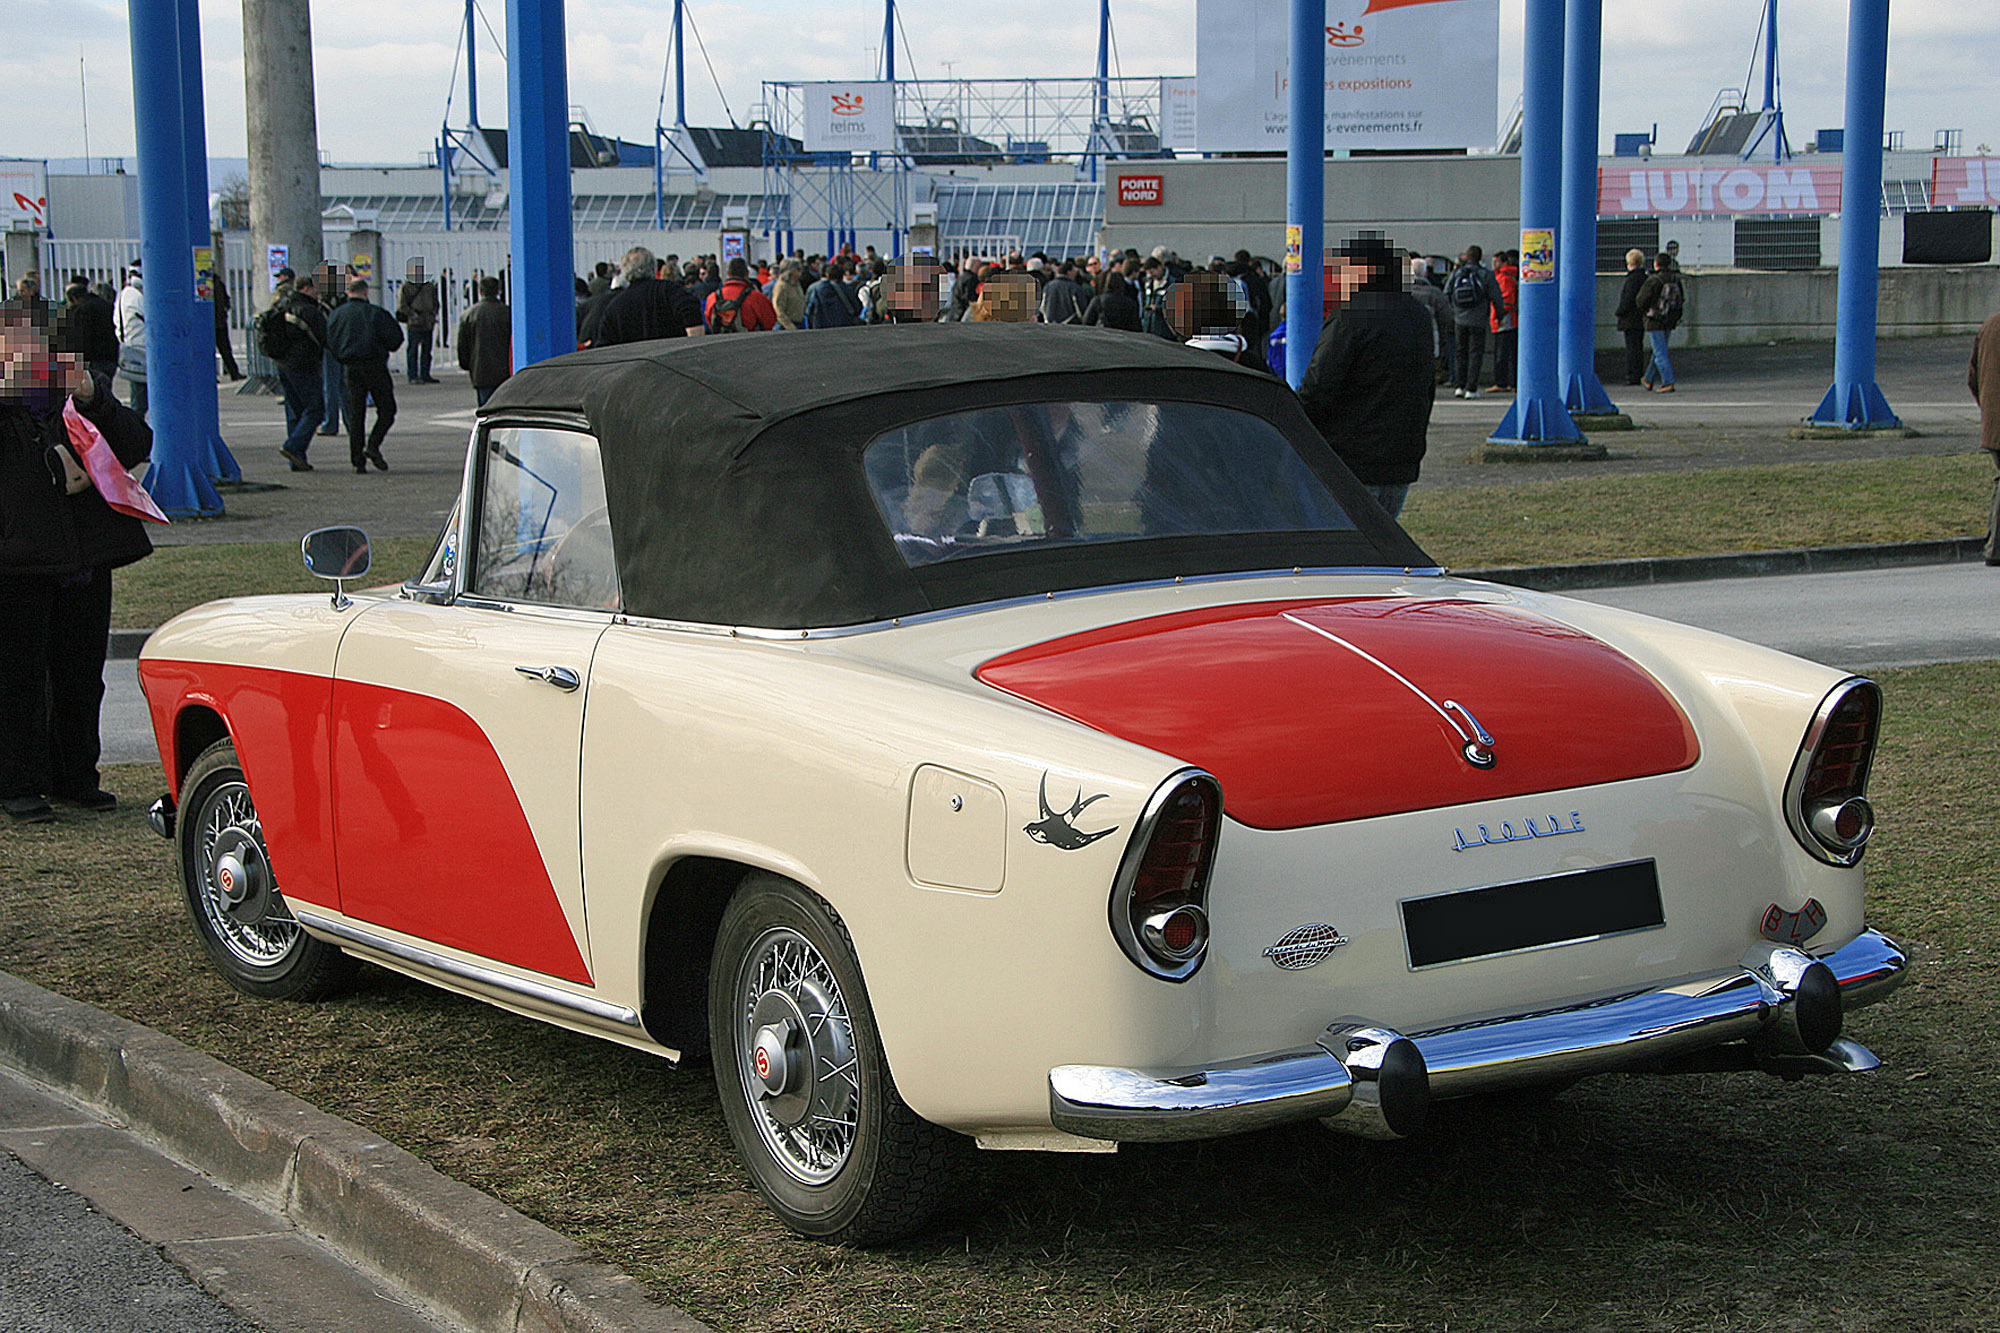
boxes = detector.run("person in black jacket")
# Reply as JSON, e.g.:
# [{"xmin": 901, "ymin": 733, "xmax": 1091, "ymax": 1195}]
[
  {"xmin": 1295, "ymin": 233, "xmax": 1436, "ymax": 519},
  {"xmin": 271, "ymin": 274, "xmax": 329, "ymax": 470},
  {"xmin": 456, "ymin": 276, "xmax": 512, "ymax": 406},
  {"xmin": 56, "ymin": 276, "xmax": 120, "ymax": 384},
  {"xmin": 325, "ymin": 277, "xmax": 403, "ymax": 472},
  {"xmin": 0, "ymin": 300, "xmax": 153, "ymax": 822},
  {"xmin": 1081, "ymin": 270, "xmax": 1143, "ymax": 331},
  {"xmin": 1612, "ymin": 248, "xmax": 1649, "ymax": 386}
]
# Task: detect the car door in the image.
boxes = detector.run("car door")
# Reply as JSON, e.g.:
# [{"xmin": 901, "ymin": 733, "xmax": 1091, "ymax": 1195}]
[{"xmin": 329, "ymin": 419, "xmax": 620, "ymax": 987}]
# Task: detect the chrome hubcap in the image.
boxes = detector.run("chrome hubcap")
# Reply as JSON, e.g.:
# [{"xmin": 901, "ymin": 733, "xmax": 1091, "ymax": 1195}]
[
  {"xmin": 194, "ymin": 779, "xmax": 299, "ymax": 968},
  {"xmin": 736, "ymin": 926, "xmax": 859, "ymax": 1185}
]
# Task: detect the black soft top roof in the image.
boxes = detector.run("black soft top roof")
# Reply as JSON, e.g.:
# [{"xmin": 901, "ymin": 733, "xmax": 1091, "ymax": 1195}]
[{"xmin": 480, "ymin": 324, "xmax": 1430, "ymax": 628}]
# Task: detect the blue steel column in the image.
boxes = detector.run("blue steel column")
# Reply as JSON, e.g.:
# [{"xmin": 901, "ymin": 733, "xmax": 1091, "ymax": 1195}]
[
  {"xmin": 178, "ymin": 0, "xmax": 240, "ymax": 483},
  {"xmin": 1489, "ymin": 0, "xmax": 1583, "ymax": 445},
  {"xmin": 1283, "ymin": 0, "xmax": 1325, "ymax": 389},
  {"xmin": 1557, "ymin": 0, "xmax": 1614, "ymax": 415},
  {"xmin": 1091, "ymin": 0, "xmax": 1109, "ymax": 184},
  {"xmin": 507, "ymin": 0, "xmax": 576, "ymax": 368},
  {"xmin": 467, "ymin": 0, "xmax": 480, "ymax": 126},
  {"xmin": 129, "ymin": 0, "xmax": 221, "ymax": 517},
  {"xmin": 1807, "ymin": 0, "xmax": 1899, "ymax": 428}
]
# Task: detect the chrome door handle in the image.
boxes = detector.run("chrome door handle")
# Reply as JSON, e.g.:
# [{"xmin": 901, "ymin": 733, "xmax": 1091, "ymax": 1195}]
[{"xmin": 515, "ymin": 664, "xmax": 581, "ymax": 692}]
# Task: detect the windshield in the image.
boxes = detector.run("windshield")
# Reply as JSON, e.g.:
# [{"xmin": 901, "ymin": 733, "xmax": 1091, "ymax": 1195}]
[{"xmin": 861, "ymin": 401, "xmax": 1356, "ymax": 568}]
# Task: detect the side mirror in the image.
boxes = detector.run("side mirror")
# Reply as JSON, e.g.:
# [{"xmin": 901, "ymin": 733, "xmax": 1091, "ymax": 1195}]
[{"xmin": 303, "ymin": 525, "xmax": 371, "ymax": 610}]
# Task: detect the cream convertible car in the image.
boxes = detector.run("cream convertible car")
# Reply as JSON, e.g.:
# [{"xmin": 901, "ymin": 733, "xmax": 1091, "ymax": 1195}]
[{"xmin": 141, "ymin": 325, "xmax": 1906, "ymax": 1242}]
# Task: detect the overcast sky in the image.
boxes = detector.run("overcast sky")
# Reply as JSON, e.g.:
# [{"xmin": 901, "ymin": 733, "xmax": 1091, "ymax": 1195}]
[{"xmin": 3, "ymin": 0, "xmax": 1994, "ymax": 169}]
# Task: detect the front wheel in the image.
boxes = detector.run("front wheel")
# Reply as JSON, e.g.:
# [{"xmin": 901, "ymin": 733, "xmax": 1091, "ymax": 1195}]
[
  {"xmin": 178, "ymin": 738, "xmax": 356, "ymax": 1000},
  {"xmin": 708, "ymin": 873, "xmax": 959, "ymax": 1243}
]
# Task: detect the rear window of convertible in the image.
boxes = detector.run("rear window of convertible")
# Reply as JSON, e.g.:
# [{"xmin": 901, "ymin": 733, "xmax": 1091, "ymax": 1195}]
[{"xmin": 861, "ymin": 401, "xmax": 1358, "ymax": 569}]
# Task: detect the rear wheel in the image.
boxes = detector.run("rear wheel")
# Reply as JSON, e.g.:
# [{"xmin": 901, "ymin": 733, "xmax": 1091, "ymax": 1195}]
[
  {"xmin": 178, "ymin": 738, "xmax": 355, "ymax": 1000},
  {"xmin": 708, "ymin": 873, "xmax": 958, "ymax": 1243}
]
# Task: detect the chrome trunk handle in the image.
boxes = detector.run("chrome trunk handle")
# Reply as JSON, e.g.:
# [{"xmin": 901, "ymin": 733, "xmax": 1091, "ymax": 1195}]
[{"xmin": 515, "ymin": 664, "xmax": 581, "ymax": 692}]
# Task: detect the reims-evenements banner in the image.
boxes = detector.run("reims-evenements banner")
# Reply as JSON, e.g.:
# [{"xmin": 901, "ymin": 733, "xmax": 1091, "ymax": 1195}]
[{"xmin": 1195, "ymin": 0, "xmax": 1499, "ymax": 153}]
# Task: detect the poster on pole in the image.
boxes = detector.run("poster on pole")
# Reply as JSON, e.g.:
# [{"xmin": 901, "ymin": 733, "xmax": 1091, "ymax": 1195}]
[
  {"xmin": 1194, "ymin": 0, "xmax": 1499, "ymax": 153},
  {"xmin": 801, "ymin": 83, "xmax": 898, "ymax": 154},
  {"xmin": 266, "ymin": 244, "xmax": 289, "ymax": 291},
  {"xmin": 1519, "ymin": 229, "xmax": 1553, "ymax": 283}
]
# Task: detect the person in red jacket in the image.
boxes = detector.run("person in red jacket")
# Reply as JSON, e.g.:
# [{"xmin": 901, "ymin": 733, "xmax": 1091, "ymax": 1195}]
[
  {"xmin": 703, "ymin": 258, "xmax": 780, "ymax": 333},
  {"xmin": 1488, "ymin": 249, "xmax": 1519, "ymax": 392}
]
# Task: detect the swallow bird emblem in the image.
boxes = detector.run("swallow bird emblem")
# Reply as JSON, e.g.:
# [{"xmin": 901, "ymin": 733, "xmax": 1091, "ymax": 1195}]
[{"xmin": 1024, "ymin": 773, "xmax": 1120, "ymax": 850}]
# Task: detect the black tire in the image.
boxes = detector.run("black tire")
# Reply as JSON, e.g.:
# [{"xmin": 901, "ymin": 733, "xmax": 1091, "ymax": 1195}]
[
  {"xmin": 178, "ymin": 738, "xmax": 356, "ymax": 1001},
  {"xmin": 708, "ymin": 873, "xmax": 959, "ymax": 1244}
]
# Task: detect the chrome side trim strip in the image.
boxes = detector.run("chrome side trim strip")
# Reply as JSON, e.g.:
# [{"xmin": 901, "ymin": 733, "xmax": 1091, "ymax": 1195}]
[
  {"xmin": 610, "ymin": 566, "xmax": 1451, "ymax": 642},
  {"xmin": 294, "ymin": 909, "xmax": 640, "ymax": 1029}
]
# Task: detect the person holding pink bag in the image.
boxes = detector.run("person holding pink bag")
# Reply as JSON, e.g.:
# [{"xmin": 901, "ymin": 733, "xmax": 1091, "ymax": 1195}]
[{"xmin": 0, "ymin": 299, "xmax": 159, "ymax": 823}]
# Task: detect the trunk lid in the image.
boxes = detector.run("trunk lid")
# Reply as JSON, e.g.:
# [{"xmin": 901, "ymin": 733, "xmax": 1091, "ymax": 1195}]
[{"xmin": 976, "ymin": 596, "xmax": 1698, "ymax": 830}]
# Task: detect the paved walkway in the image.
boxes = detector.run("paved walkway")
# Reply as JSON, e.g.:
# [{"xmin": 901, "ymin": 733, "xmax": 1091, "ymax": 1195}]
[{"xmin": 169, "ymin": 332, "xmax": 1985, "ymax": 550}]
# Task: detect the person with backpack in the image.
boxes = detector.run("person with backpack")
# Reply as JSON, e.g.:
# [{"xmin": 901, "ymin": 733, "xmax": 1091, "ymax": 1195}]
[
  {"xmin": 704, "ymin": 258, "xmax": 779, "ymax": 334},
  {"xmin": 258, "ymin": 272, "xmax": 327, "ymax": 471},
  {"xmin": 804, "ymin": 259, "xmax": 863, "ymax": 329},
  {"xmin": 1635, "ymin": 251, "xmax": 1685, "ymax": 392},
  {"xmin": 1444, "ymin": 245, "xmax": 1502, "ymax": 398}
]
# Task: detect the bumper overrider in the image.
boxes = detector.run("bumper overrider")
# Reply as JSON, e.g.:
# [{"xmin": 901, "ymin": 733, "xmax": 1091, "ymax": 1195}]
[{"xmin": 1049, "ymin": 929, "xmax": 1907, "ymax": 1142}]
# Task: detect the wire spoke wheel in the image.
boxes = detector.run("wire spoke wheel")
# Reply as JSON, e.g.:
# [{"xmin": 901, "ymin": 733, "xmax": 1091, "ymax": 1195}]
[
  {"xmin": 709, "ymin": 873, "xmax": 958, "ymax": 1243},
  {"xmin": 177, "ymin": 739, "xmax": 354, "ymax": 1001},
  {"xmin": 735, "ymin": 926, "xmax": 862, "ymax": 1185},
  {"xmin": 190, "ymin": 778, "xmax": 300, "ymax": 969}
]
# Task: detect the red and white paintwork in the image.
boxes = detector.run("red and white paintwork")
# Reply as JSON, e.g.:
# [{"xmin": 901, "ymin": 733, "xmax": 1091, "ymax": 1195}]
[{"xmin": 140, "ymin": 568, "xmax": 1868, "ymax": 1147}]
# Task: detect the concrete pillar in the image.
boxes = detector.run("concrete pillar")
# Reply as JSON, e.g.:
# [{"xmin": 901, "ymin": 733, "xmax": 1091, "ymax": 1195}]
[
  {"xmin": 1283, "ymin": 0, "xmax": 1326, "ymax": 389},
  {"xmin": 242, "ymin": 0, "xmax": 323, "ymax": 318}
]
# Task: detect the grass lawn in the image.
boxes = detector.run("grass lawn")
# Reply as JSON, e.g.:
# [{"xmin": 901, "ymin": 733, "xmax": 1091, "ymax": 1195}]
[
  {"xmin": 2, "ymin": 661, "xmax": 1994, "ymax": 1332},
  {"xmin": 1399, "ymin": 452, "xmax": 1990, "ymax": 570}
]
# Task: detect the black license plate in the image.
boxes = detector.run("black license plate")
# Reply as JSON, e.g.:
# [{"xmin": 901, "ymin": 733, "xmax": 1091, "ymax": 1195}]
[{"xmin": 1401, "ymin": 859, "xmax": 1665, "ymax": 970}]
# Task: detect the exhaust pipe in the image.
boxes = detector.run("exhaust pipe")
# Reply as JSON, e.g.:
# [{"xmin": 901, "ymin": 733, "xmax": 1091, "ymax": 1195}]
[
  {"xmin": 1316, "ymin": 1022, "xmax": 1430, "ymax": 1140},
  {"xmin": 1744, "ymin": 945, "xmax": 1843, "ymax": 1056}
]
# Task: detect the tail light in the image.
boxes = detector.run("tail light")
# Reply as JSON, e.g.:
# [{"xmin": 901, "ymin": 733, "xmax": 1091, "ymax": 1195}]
[
  {"xmin": 1110, "ymin": 771, "xmax": 1222, "ymax": 980},
  {"xmin": 1785, "ymin": 678, "xmax": 1881, "ymax": 867}
]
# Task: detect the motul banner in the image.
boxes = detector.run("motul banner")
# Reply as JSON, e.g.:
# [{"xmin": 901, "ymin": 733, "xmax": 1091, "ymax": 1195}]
[
  {"xmin": 1599, "ymin": 163, "xmax": 1845, "ymax": 217},
  {"xmin": 801, "ymin": 83, "xmax": 897, "ymax": 154},
  {"xmin": 1194, "ymin": 0, "xmax": 1499, "ymax": 153},
  {"xmin": 1931, "ymin": 157, "xmax": 2000, "ymax": 208}
]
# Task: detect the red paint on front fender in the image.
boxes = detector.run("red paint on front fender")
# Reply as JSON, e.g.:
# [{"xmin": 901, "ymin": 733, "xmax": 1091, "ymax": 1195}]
[
  {"xmin": 977, "ymin": 598, "xmax": 1699, "ymax": 830},
  {"xmin": 137, "ymin": 660, "xmax": 591, "ymax": 984}
]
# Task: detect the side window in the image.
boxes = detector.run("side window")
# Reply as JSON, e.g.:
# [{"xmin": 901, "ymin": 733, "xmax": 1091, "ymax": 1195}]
[{"xmin": 470, "ymin": 426, "xmax": 621, "ymax": 610}]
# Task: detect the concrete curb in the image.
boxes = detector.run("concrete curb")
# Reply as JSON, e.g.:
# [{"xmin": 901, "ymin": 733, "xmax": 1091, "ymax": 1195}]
[
  {"xmin": 1458, "ymin": 535, "xmax": 1986, "ymax": 593},
  {"xmin": 0, "ymin": 970, "xmax": 713, "ymax": 1333},
  {"xmin": 105, "ymin": 538, "xmax": 1987, "ymax": 662}
]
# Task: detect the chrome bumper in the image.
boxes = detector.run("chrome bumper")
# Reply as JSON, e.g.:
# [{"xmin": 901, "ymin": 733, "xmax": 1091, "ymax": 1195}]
[{"xmin": 1048, "ymin": 928, "xmax": 1907, "ymax": 1143}]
